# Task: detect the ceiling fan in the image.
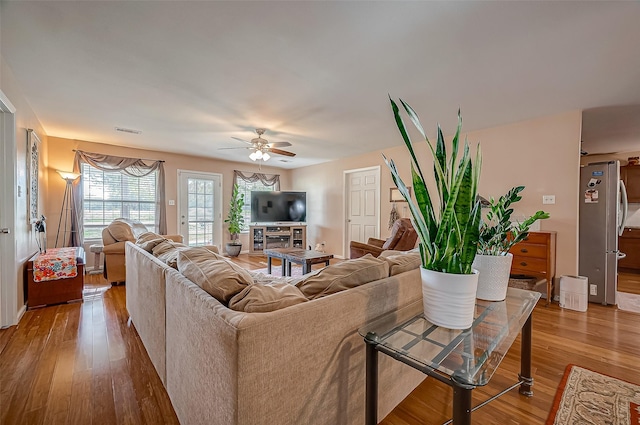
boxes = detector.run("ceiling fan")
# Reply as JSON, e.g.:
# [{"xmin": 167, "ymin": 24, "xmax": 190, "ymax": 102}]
[{"xmin": 220, "ymin": 128, "xmax": 296, "ymax": 162}]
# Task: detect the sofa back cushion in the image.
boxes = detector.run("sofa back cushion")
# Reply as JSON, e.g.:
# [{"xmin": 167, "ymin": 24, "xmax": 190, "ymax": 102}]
[
  {"xmin": 380, "ymin": 250, "xmax": 421, "ymax": 276},
  {"xmin": 228, "ymin": 283, "xmax": 307, "ymax": 313},
  {"xmin": 296, "ymin": 254, "xmax": 389, "ymax": 300},
  {"xmin": 136, "ymin": 231, "xmax": 166, "ymax": 252},
  {"xmin": 177, "ymin": 247, "xmax": 252, "ymax": 303},
  {"xmin": 105, "ymin": 218, "xmax": 136, "ymax": 243},
  {"xmin": 152, "ymin": 240, "xmax": 187, "ymax": 269}
]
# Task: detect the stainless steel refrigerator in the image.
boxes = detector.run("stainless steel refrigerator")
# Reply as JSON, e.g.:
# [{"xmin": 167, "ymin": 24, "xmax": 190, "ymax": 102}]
[{"xmin": 579, "ymin": 161, "xmax": 628, "ymax": 305}]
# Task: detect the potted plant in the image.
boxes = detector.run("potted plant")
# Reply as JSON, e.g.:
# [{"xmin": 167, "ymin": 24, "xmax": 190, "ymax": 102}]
[
  {"xmin": 224, "ymin": 184, "xmax": 245, "ymax": 257},
  {"xmin": 473, "ymin": 186, "xmax": 550, "ymax": 301},
  {"xmin": 384, "ymin": 99, "xmax": 482, "ymax": 329}
]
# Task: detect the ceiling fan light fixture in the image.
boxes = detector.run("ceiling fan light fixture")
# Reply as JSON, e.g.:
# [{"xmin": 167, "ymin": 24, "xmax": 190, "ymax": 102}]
[
  {"xmin": 249, "ymin": 152, "xmax": 258, "ymax": 161},
  {"xmin": 262, "ymin": 152, "xmax": 270, "ymax": 161},
  {"xmin": 255, "ymin": 150, "xmax": 263, "ymax": 160}
]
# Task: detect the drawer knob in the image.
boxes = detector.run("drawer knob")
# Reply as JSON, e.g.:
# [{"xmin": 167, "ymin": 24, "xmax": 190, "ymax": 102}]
[
  {"xmin": 520, "ymin": 262, "xmax": 528, "ymax": 267},
  {"xmin": 520, "ymin": 248, "xmax": 528, "ymax": 253}
]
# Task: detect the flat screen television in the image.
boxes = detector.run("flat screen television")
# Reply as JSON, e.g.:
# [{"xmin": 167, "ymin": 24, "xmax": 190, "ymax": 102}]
[{"xmin": 251, "ymin": 191, "xmax": 306, "ymax": 223}]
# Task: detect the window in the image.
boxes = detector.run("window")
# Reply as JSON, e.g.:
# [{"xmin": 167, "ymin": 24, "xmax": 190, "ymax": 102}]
[
  {"xmin": 236, "ymin": 179, "xmax": 274, "ymax": 232},
  {"xmin": 82, "ymin": 163, "xmax": 157, "ymax": 239}
]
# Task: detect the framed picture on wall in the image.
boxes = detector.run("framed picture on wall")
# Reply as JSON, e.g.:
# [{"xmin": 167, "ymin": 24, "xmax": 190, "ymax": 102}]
[
  {"xmin": 390, "ymin": 187, "xmax": 411, "ymax": 202},
  {"xmin": 27, "ymin": 129, "xmax": 40, "ymax": 224}
]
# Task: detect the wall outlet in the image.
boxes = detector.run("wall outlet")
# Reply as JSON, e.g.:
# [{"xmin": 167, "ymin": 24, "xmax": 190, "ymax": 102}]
[
  {"xmin": 168, "ymin": 199, "xmax": 175, "ymax": 206},
  {"xmin": 590, "ymin": 284, "xmax": 597, "ymax": 296},
  {"xmin": 542, "ymin": 195, "xmax": 556, "ymax": 205}
]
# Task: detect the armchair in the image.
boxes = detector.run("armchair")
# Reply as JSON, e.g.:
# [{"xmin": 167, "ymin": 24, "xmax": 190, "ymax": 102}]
[
  {"xmin": 102, "ymin": 218, "xmax": 183, "ymax": 284},
  {"xmin": 350, "ymin": 218, "xmax": 418, "ymax": 259}
]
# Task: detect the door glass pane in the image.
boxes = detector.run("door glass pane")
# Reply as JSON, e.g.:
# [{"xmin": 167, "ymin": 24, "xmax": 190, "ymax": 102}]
[{"xmin": 186, "ymin": 177, "xmax": 215, "ymax": 246}]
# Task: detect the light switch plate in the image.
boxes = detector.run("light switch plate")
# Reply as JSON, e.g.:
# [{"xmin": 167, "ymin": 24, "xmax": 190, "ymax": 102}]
[
  {"xmin": 542, "ymin": 195, "xmax": 556, "ymax": 205},
  {"xmin": 168, "ymin": 200, "xmax": 175, "ymax": 206}
]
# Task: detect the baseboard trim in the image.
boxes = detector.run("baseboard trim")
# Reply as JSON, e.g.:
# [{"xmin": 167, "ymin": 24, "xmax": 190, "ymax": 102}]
[{"xmin": 16, "ymin": 304, "xmax": 26, "ymax": 323}]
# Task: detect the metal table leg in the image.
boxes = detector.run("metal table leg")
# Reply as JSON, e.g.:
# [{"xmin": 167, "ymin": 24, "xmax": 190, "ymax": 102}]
[
  {"xmin": 452, "ymin": 382, "xmax": 473, "ymax": 425},
  {"xmin": 287, "ymin": 260, "xmax": 292, "ymax": 276},
  {"xmin": 267, "ymin": 256, "xmax": 272, "ymax": 274},
  {"xmin": 519, "ymin": 314, "xmax": 534, "ymax": 396},
  {"xmin": 365, "ymin": 334, "xmax": 378, "ymax": 425},
  {"xmin": 281, "ymin": 259, "xmax": 287, "ymax": 276}
]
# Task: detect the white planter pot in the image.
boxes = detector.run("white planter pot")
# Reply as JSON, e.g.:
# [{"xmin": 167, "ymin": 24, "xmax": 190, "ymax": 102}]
[
  {"xmin": 420, "ymin": 267, "xmax": 479, "ymax": 330},
  {"xmin": 472, "ymin": 253, "xmax": 513, "ymax": 301}
]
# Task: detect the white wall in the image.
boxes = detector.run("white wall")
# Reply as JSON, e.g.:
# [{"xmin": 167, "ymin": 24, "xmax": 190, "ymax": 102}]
[{"xmin": 292, "ymin": 110, "xmax": 583, "ymax": 290}]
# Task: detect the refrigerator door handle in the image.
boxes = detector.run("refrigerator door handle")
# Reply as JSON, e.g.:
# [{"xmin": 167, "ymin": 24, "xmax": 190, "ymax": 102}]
[
  {"xmin": 619, "ymin": 179, "xmax": 629, "ymax": 236},
  {"xmin": 618, "ymin": 251, "xmax": 627, "ymax": 260}
]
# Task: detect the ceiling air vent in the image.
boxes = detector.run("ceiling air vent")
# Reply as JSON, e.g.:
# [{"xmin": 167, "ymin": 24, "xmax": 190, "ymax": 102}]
[{"xmin": 115, "ymin": 127, "xmax": 142, "ymax": 135}]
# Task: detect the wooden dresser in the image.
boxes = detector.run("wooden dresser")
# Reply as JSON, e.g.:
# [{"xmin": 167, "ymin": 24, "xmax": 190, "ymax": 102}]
[{"xmin": 508, "ymin": 231, "xmax": 557, "ymax": 303}]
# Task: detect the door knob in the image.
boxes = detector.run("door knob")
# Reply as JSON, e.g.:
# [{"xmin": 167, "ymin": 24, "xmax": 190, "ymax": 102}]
[{"xmin": 0, "ymin": 228, "xmax": 9, "ymax": 234}]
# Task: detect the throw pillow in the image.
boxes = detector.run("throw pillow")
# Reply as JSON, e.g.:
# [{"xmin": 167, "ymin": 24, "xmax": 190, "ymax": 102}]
[
  {"xmin": 380, "ymin": 251, "xmax": 421, "ymax": 276},
  {"xmin": 295, "ymin": 254, "xmax": 389, "ymax": 300},
  {"xmin": 228, "ymin": 283, "xmax": 307, "ymax": 313},
  {"xmin": 136, "ymin": 231, "xmax": 166, "ymax": 252},
  {"xmin": 177, "ymin": 249, "xmax": 253, "ymax": 304},
  {"xmin": 152, "ymin": 240, "xmax": 187, "ymax": 269}
]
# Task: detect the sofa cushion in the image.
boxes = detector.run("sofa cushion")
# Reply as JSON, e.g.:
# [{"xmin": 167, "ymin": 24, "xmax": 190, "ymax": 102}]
[
  {"xmin": 380, "ymin": 250, "xmax": 421, "ymax": 276},
  {"xmin": 177, "ymin": 248, "xmax": 252, "ymax": 303},
  {"xmin": 228, "ymin": 283, "xmax": 307, "ymax": 313},
  {"xmin": 152, "ymin": 240, "xmax": 187, "ymax": 269},
  {"xmin": 295, "ymin": 254, "xmax": 389, "ymax": 299},
  {"xmin": 107, "ymin": 219, "xmax": 136, "ymax": 242},
  {"xmin": 136, "ymin": 231, "xmax": 166, "ymax": 252}
]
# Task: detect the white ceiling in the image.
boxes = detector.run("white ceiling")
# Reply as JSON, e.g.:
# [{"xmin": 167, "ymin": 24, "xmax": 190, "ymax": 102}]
[{"xmin": 2, "ymin": 1, "xmax": 640, "ymax": 169}]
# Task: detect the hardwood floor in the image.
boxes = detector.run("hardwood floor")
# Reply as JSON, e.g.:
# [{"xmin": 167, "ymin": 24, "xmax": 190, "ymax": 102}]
[
  {"xmin": 1, "ymin": 257, "xmax": 639, "ymax": 425},
  {"xmin": 618, "ymin": 271, "xmax": 640, "ymax": 295}
]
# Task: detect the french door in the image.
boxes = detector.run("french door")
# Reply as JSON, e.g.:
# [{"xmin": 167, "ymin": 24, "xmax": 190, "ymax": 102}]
[{"xmin": 177, "ymin": 170, "xmax": 222, "ymax": 248}]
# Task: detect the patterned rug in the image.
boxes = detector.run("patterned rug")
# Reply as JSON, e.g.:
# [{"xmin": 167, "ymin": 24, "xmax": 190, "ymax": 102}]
[
  {"xmin": 546, "ymin": 365, "xmax": 640, "ymax": 424},
  {"xmin": 252, "ymin": 266, "xmax": 304, "ymax": 277}
]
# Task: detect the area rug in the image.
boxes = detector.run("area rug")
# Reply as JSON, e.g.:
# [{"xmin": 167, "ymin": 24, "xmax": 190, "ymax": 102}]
[
  {"xmin": 546, "ymin": 364, "xmax": 640, "ymax": 424},
  {"xmin": 617, "ymin": 291, "xmax": 640, "ymax": 314},
  {"xmin": 252, "ymin": 266, "xmax": 304, "ymax": 278}
]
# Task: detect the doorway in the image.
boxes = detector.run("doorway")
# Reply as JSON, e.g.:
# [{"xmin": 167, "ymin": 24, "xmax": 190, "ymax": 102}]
[
  {"xmin": 177, "ymin": 170, "xmax": 223, "ymax": 249},
  {"xmin": 343, "ymin": 166, "xmax": 380, "ymax": 257},
  {"xmin": 0, "ymin": 91, "xmax": 17, "ymax": 328}
]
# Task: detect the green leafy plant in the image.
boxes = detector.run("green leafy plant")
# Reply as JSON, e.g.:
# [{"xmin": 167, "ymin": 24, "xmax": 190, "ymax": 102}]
[
  {"xmin": 477, "ymin": 186, "xmax": 550, "ymax": 255},
  {"xmin": 384, "ymin": 98, "xmax": 482, "ymax": 274},
  {"xmin": 224, "ymin": 184, "xmax": 245, "ymax": 242}
]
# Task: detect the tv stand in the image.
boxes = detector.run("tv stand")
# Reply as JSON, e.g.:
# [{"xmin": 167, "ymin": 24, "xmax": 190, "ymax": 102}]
[{"xmin": 249, "ymin": 224, "xmax": 307, "ymax": 255}]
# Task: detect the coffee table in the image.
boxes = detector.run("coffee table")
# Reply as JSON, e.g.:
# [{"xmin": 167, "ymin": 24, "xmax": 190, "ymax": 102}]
[
  {"xmin": 264, "ymin": 248, "xmax": 333, "ymax": 276},
  {"xmin": 360, "ymin": 287, "xmax": 540, "ymax": 425}
]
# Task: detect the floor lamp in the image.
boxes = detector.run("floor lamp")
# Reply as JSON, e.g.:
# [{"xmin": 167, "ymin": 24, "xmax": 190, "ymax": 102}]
[{"xmin": 55, "ymin": 170, "xmax": 81, "ymax": 248}]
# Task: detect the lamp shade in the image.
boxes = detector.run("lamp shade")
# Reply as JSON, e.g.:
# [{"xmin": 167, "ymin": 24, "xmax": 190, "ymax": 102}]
[
  {"xmin": 262, "ymin": 152, "xmax": 270, "ymax": 161},
  {"xmin": 56, "ymin": 170, "xmax": 81, "ymax": 181}
]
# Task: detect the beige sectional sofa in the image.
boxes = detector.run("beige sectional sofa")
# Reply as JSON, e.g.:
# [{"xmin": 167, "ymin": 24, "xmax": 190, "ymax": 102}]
[{"xmin": 125, "ymin": 241, "xmax": 426, "ymax": 425}]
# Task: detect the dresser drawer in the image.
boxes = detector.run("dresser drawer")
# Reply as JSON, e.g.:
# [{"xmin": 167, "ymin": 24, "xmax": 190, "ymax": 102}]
[
  {"xmin": 519, "ymin": 232, "xmax": 549, "ymax": 245},
  {"xmin": 511, "ymin": 255, "xmax": 548, "ymax": 275},
  {"xmin": 509, "ymin": 243, "xmax": 547, "ymax": 259}
]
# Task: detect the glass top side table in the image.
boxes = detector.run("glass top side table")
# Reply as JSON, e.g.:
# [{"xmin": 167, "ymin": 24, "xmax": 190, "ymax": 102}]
[{"xmin": 359, "ymin": 287, "xmax": 540, "ymax": 425}]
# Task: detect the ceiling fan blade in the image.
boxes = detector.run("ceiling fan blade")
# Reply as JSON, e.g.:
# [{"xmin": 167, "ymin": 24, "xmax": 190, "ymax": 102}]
[
  {"xmin": 270, "ymin": 148, "xmax": 296, "ymax": 157},
  {"xmin": 218, "ymin": 146, "xmax": 251, "ymax": 150},
  {"xmin": 231, "ymin": 136, "xmax": 253, "ymax": 144},
  {"xmin": 268, "ymin": 141, "xmax": 292, "ymax": 148}
]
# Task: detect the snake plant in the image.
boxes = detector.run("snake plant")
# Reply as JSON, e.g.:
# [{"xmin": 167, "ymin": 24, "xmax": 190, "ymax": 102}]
[
  {"xmin": 477, "ymin": 186, "xmax": 550, "ymax": 255},
  {"xmin": 384, "ymin": 98, "xmax": 482, "ymax": 274}
]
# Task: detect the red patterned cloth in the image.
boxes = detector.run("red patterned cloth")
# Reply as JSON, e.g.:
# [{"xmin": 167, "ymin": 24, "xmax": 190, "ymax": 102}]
[{"xmin": 33, "ymin": 248, "xmax": 78, "ymax": 282}]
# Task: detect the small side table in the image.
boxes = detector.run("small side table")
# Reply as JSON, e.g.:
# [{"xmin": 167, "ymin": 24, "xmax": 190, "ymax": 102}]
[{"xmin": 89, "ymin": 244, "xmax": 104, "ymax": 274}]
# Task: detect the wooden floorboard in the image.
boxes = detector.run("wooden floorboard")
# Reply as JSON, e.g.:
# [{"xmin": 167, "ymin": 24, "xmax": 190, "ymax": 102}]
[{"xmin": 0, "ymin": 255, "xmax": 639, "ymax": 424}]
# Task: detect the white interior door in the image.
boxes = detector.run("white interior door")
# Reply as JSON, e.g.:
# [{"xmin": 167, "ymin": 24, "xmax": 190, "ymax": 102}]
[
  {"xmin": 0, "ymin": 91, "xmax": 17, "ymax": 328},
  {"xmin": 344, "ymin": 167, "xmax": 380, "ymax": 257},
  {"xmin": 178, "ymin": 170, "xmax": 222, "ymax": 249}
]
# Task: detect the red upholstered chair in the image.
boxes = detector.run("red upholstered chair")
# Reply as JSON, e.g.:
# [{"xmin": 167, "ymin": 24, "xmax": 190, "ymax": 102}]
[{"xmin": 349, "ymin": 218, "xmax": 418, "ymax": 259}]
